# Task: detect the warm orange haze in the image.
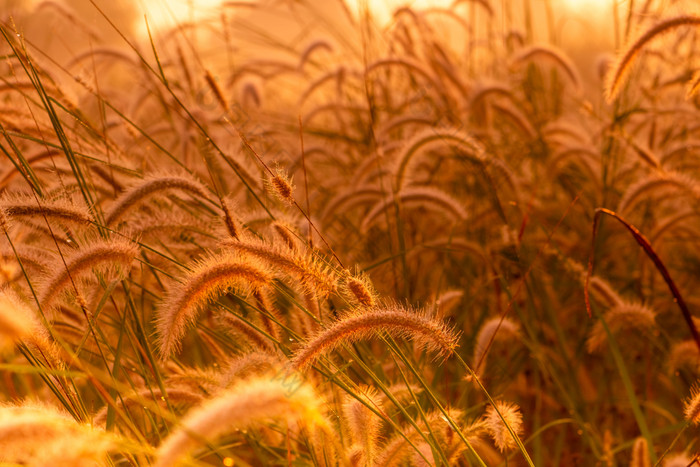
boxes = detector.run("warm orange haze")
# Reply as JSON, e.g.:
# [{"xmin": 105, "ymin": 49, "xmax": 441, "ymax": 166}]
[{"xmin": 1, "ymin": 0, "xmax": 700, "ymax": 465}]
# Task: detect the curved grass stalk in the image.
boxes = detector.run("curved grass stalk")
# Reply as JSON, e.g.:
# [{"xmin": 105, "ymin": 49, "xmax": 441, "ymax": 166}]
[
  {"xmin": 511, "ymin": 44, "xmax": 581, "ymax": 91},
  {"xmin": 606, "ymin": 16, "xmax": 700, "ymax": 102},
  {"xmin": 291, "ymin": 303, "xmax": 459, "ymax": 370},
  {"xmin": 360, "ymin": 186, "xmax": 467, "ymax": 233},
  {"xmin": 39, "ymin": 238, "xmax": 138, "ymax": 310},
  {"xmin": 155, "ymin": 251, "xmax": 272, "ymax": 358},
  {"xmin": 585, "ymin": 208, "xmax": 700, "ymax": 352},
  {"xmin": 153, "ymin": 376, "xmax": 330, "ymax": 467},
  {"xmin": 104, "ymin": 172, "xmax": 213, "ymax": 226}
]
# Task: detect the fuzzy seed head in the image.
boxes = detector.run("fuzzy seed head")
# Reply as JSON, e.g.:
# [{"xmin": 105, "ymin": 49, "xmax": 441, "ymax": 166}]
[
  {"xmin": 220, "ymin": 197, "xmax": 240, "ymax": 240},
  {"xmin": 154, "ymin": 376, "xmax": 326, "ymax": 467},
  {"xmin": 472, "ymin": 317, "xmax": 520, "ymax": 379},
  {"xmin": 684, "ymin": 383, "xmax": 700, "ymax": 424},
  {"xmin": 586, "ymin": 301, "xmax": 656, "ymax": 354},
  {"xmin": 0, "ymin": 291, "xmax": 36, "ymax": 353},
  {"xmin": 270, "ymin": 171, "xmax": 295, "ymax": 205},
  {"xmin": 156, "ymin": 252, "xmax": 272, "ymax": 357},
  {"xmin": 342, "ymin": 386, "xmax": 382, "ymax": 465},
  {"xmin": 292, "ymin": 302, "xmax": 460, "ymax": 370},
  {"xmin": 630, "ymin": 437, "xmax": 651, "ymax": 467},
  {"xmin": 39, "ymin": 238, "xmax": 138, "ymax": 310},
  {"xmin": 0, "ymin": 402, "xmax": 116, "ymax": 465},
  {"xmin": 343, "ymin": 272, "xmax": 376, "ymax": 307},
  {"xmin": 0, "ymin": 207, "xmax": 8, "ymax": 233},
  {"xmin": 484, "ymin": 401, "xmax": 524, "ymax": 453}
]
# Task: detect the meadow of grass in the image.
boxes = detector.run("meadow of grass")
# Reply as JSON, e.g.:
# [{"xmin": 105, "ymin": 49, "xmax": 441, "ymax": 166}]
[{"xmin": 1, "ymin": 0, "xmax": 700, "ymax": 465}]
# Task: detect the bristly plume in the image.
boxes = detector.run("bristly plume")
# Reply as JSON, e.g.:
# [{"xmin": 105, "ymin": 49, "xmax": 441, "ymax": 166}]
[
  {"xmin": 266, "ymin": 167, "xmax": 296, "ymax": 206},
  {"xmin": 0, "ymin": 207, "xmax": 8, "ymax": 233},
  {"xmin": 220, "ymin": 236, "xmax": 338, "ymax": 296},
  {"xmin": 156, "ymin": 251, "xmax": 272, "ymax": 358},
  {"xmin": 0, "ymin": 192, "xmax": 92, "ymax": 229},
  {"xmin": 291, "ymin": 302, "xmax": 460, "ymax": 370},
  {"xmin": 0, "ymin": 402, "xmax": 117, "ymax": 465},
  {"xmin": 153, "ymin": 376, "xmax": 327, "ymax": 467},
  {"xmin": 586, "ymin": 301, "xmax": 656, "ymax": 354},
  {"xmin": 104, "ymin": 172, "xmax": 211, "ymax": 226},
  {"xmin": 204, "ymin": 69, "xmax": 229, "ymax": 111},
  {"xmin": 341, "ymin": 270, "xmax": 377, "ymax": 307},
  {"xmin": 220, "ymin": 197, "xmax": 240, "ymax": 240},
  {"xmin": 342, "ymin": 386, "xmax": 383, "ymax": 466},
  {"xmin": 0, "ymin": 289, "xmax": 37, "ymax": 353},
  {"xmin": 471, "ymin": 317, "xmax": 520, "ymax": 379},
  {"xmin": 630, "ymin": 437, "xmax": 651, "ymax": 467},
  {"xmin": 606, "ymin": 16, "xmax": 700, "ymax": 102},
  {"xmin": 38, "ymin": 238, "xmax": 138, "ymax": 311},
  {"xmin": 510, "ymin": 44, "xmax": 581, "ymax": 91},
  {"xmin": 483, "ymin": 401, "xmax": 524, "ymax": 453},
  {"xmin": 683, "ymin": 382, "xmax": 700, "ymax": 425}
]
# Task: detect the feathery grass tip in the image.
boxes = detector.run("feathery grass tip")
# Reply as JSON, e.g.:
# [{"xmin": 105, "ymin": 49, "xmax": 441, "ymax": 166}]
[{"xmin": 291, "ymin": 303, "xmax": 460, "ymax": 370}]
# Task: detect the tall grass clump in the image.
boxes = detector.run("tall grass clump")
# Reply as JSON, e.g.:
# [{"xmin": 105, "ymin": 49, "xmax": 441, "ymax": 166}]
[{"xmin": 2, "ymin": 0, "xmax": 700, "ymax": 465}]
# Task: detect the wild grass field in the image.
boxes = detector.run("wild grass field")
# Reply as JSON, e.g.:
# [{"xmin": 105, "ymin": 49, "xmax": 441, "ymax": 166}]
[{"xmin": 1, "ymin": 0, "xmax": 700, "ymax": 465}]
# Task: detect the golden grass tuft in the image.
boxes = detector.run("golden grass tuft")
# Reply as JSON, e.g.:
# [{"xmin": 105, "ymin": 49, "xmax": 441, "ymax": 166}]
[
  {"xmin": 0, "ymin": 402, "xmax": 117, "ymax": 465},
  {"xmin": 586, "ymin": 301, "xmax": 657, "ymax": 353},
  {"xmin": 0, "ymin": 290, "xmax": 37, "ymax": 353},
  {"xmin": 341, "ymin": 270, "xmax": 377, "ymax": 307},
  {"xmin": 153, "ymin": 375, "xmax": 327, "ymax": 467},
  {"xmin": 221, "ymin": 236, "xmax": 338, "ymax": 296},
  {"xmin": 266, "ymin": 168, "xmax": 296, "ymax": 206},
  {"xmin": 606, "ymin": 15, "xmax": 700, "ymax": 102},
  {"xmin": 483, "ymin": 401, "xmax": 524, "ymax": 453},
  {"xmin": 630, "ymin": 437, "xmax": 651, "ymax": 467},
  {"xmin": 156, "ymin": 251, "xmax": 272, "ymax": 358},
  {"xmin": 104, "ymin": 172, "xmax": 211, "ymax": 226},
  {"xmin": 342, "ymin": 386, "xmax": 383, "ymax": 466},
  {"xmin": 0, "ymin": 192, "xmax": 93, "ymax": 228},
  {"xmin": 38, "ymin": 238, "xmax": 138, "ymax": 310},
  {"xmin": 683, "ymin": 383, "xmax": 700, "ymax": 424},
  {"xmin": 291, "ymin": 303, "xmax": 460, "ymax": 370},
  {"xmin": 471, "ymin": 317, "xmax": 520, "ymax": 379}
]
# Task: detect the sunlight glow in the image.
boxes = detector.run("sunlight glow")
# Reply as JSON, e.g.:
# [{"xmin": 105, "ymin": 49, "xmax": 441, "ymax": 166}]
[
  {"xmin": 137, "ymin": 0, "xmax": 223, "ymax": 34},
  {"xmin": 344, "ymin": 0, "xmax": 453, "ymax": 25},
  {"xmin": 560, "ymin": 0, "xmax": 612, "ymax": 16}
]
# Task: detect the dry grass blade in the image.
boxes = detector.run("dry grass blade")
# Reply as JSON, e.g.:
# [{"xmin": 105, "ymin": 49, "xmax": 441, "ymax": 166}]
[{"xmin": 585, "ymin": 208, "xmax": 700, "ymax": 353}]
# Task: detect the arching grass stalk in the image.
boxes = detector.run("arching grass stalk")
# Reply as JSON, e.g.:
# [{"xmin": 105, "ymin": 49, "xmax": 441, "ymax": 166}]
[{"xmin": 585, "ymin": 208, "xmax": 700, "ymax": 352}]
